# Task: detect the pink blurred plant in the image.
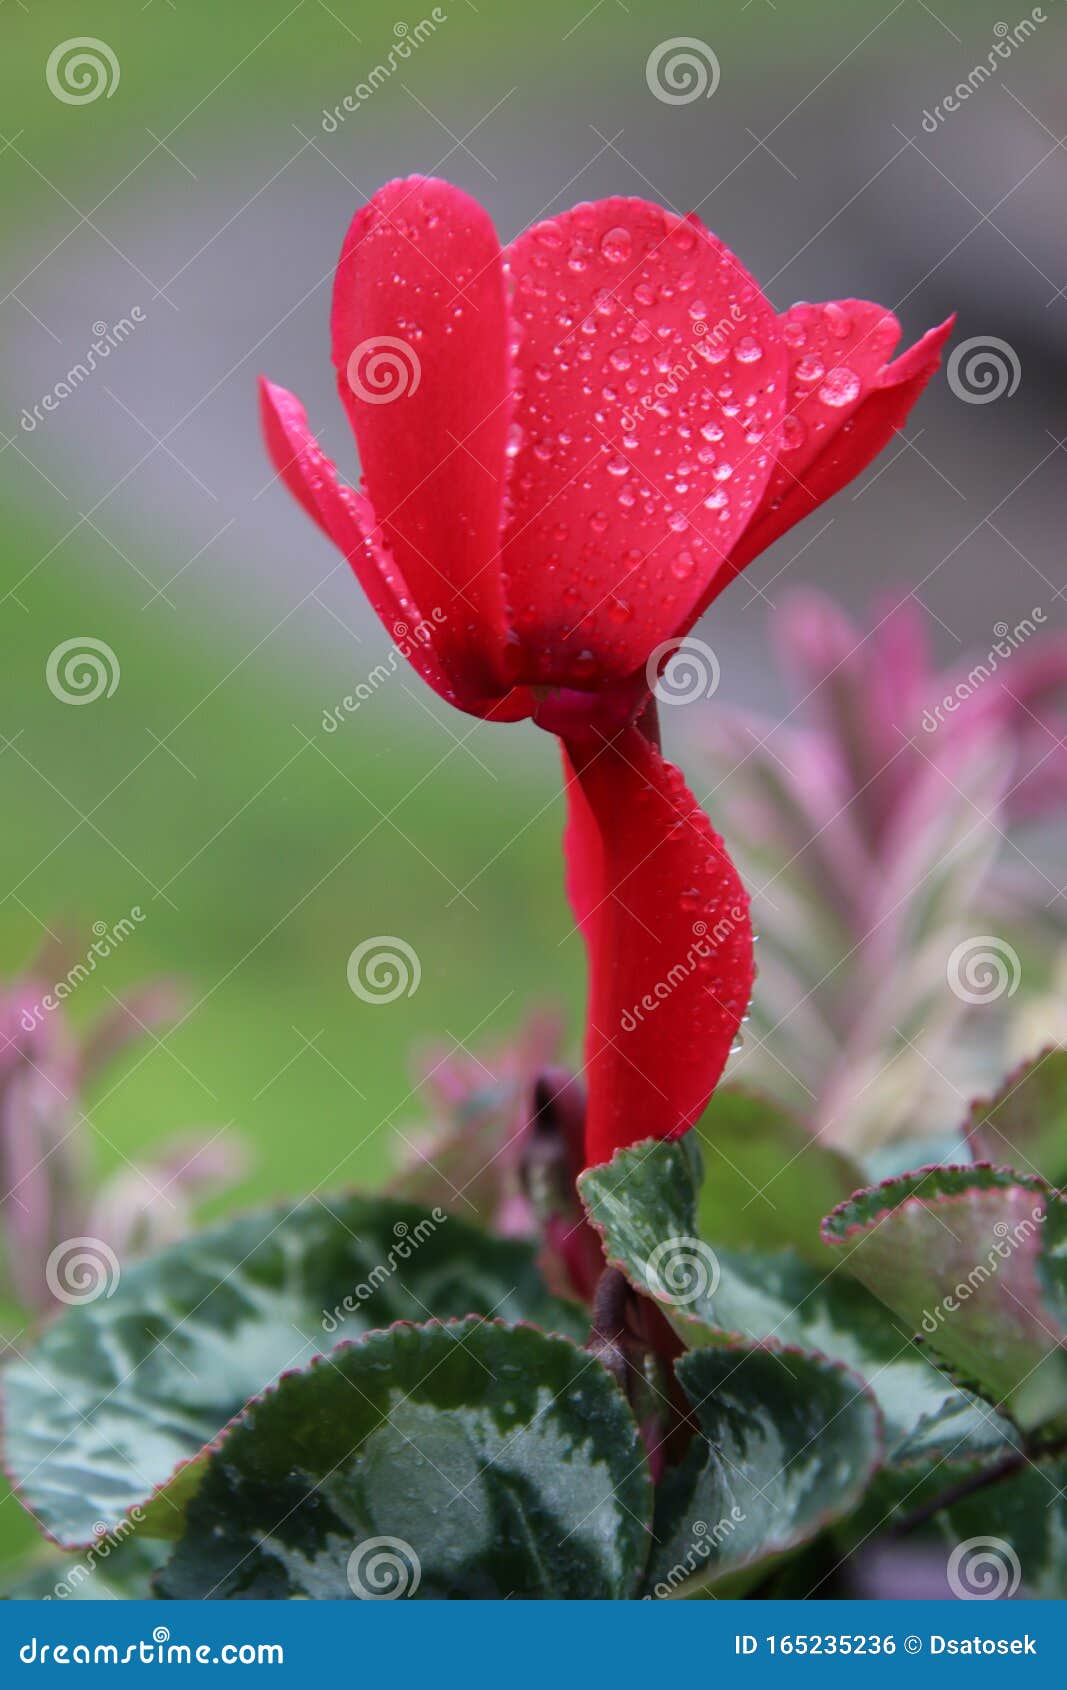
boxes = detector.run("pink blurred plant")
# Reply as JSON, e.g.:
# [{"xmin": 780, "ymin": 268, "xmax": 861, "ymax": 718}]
[
  {"xmin": 393, "ymin": 1009, "xmax": 603, "ymax": 1302},
  {"xmin": 0, "ymin": 956, "xmax": 245, "ymax": 1316},
  {"xmin": 704, "ymin": 590, "xmax": 1067, "ymax": 1148}
]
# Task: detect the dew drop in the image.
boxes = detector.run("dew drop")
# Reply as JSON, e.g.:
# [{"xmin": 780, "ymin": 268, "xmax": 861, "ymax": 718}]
[
  {"xmin": 795, "ymin": 353, "xmax": 825, "ymax": 384},
  {"xmin": 600, "ymin": 225, "xmax": 633, "ymax": 264},
  {"xmin": 779, "ymin": 413, "xmax": 807, "ymax": 451},
  {"xmin": 817, "ymin": 366, "xmax": 861, "ymax": 407},
  {"xmin": 823, "ymin": 301, "xmax": 852, "ymax": 339}
]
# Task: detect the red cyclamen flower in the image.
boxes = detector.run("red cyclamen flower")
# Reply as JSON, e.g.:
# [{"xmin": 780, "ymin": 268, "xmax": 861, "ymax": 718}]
[{"xmin": 260, "ymin": 176, "xmax": 951, "ymax": 1167}]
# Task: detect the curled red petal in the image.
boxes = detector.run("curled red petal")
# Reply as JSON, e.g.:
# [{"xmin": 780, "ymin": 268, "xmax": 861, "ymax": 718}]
[
  {"xmin": 503, "ymin": 198, "xmax": 785, "ymax": 687},
  {"xmin": 261, "ymin": 375, "xmax": 485, "ymax": 712},
  {"xmin": 330, "ymin": 176, "xmax": 512, "ymax": 695},
  {"xmin": 562, "ymin": 723, "xmax": 754, "ymax": 1166},
  {"xmin": 689, "ymin": 304, "xmax": 954, "ymax": 618}
]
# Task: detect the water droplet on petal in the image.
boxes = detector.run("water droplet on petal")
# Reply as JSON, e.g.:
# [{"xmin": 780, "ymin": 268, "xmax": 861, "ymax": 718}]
[
  {"xmin": 534, "ymin": 220, "xmax": 564, "ymax": 250},
  {"xmin": 795, "ymin": 353, "xmax": 825, "ymax": 384},
  {"xmin": 779, "ymin": 414, "xmax": 807, "ymax": 451},
  {"xmin": 600, "ymin": 225, "xmax": 633, "ymax": 264},
  {"xmin": 817, "ymin": 366, "xmax": 861, "ymax": 407},
  {"xmin": 823, "ymin": 301, "xmax": 852, "ymax": 339}
]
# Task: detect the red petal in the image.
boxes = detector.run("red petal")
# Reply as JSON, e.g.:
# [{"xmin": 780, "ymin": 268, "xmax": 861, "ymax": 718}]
[
  {"xmin": 562, "ymin": 723, "xmax": 754, "ymax": 1166},
  {"xmin": 482, "ymin": 689, "xmax": 535, "ymax": 723},
  {"xmin": 260, "ymin": 376, "xmax": 464, "ymax": 707},
  {"xmin": 502, "ymin": 200, "xmax": 785, "ymax": 687},
  {"xmin": 331, "ymin": 177, "xmax": 512, "ymax": 695},
  {"xmin": 690, "ymin": 305, "xmax": 954, "ymax": 617}
]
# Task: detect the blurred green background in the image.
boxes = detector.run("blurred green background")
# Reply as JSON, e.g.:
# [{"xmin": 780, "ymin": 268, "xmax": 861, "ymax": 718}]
[{"xmin": 1, "ymin": 0, "xmax": 1062, "ymax": 1567}]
